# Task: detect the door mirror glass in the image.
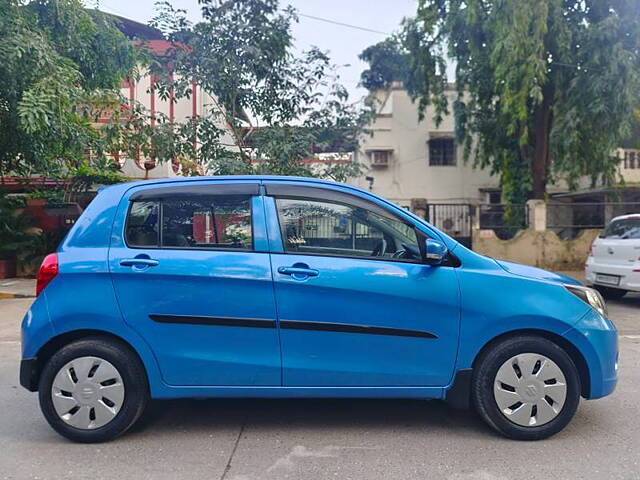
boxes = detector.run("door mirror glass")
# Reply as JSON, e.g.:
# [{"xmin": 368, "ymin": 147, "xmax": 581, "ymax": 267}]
[{"xmin": 424, "ymin": 238, "xmax": 448, "ymax": 265}]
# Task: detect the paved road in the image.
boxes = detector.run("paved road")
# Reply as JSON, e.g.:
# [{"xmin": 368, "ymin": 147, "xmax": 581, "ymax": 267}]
[{"xmin": 1, "ymin": 293, "xmax": 640, "ymax": 480}]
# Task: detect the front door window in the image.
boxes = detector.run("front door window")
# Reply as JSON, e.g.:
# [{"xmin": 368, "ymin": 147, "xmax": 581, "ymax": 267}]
[{"xmin": 276, "ymin": 198, "xmax": 422, "ymax": 261}]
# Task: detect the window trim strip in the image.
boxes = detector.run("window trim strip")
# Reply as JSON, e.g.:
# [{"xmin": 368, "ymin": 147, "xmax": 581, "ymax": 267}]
[
  {"xmin": 130, "ymin": 183, "xmax": 260, "ymax": 201},
  {"xmin": 264, "ymin": 183, "xmax": 399, "ymax": 221}
]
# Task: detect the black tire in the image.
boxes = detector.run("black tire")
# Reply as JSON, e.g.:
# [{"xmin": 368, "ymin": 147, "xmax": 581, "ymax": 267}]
[
  {"xmin": 38, "ymin": 337, "xmax": 149, "ymax": 443},
  {"xmin": 472, "ymin": 335, "xmax": 581, "ymax": 440},
  {"xmin": 594, "ymin": 285, "xmax": 627, "ymax": 300}
]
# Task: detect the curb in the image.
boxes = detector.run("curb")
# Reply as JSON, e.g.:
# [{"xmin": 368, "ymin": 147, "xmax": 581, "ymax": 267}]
[{"xmin": 0, "ymin": 292, "xmax": 34, "ymax": 299}]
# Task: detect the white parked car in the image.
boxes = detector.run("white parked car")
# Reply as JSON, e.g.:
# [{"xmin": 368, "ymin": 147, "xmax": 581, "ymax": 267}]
[{"xmin": 586, "ymin": 214, "xmax": 640, "ymax": 298}]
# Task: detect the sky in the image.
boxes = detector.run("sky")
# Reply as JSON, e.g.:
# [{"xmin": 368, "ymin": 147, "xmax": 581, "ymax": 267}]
[{"xmin": 90, "ymin": 0, "xmax": 418, "ymax": 102}]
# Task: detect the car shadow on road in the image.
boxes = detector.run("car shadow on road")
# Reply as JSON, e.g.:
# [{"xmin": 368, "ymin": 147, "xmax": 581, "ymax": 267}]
[
  {"xmin": 131, "ymin": 398, "xmax": 495, "ymax": 438},
  {"xmin": 610, "ymin": 293, "xmax": 640, "ymax": 307}
]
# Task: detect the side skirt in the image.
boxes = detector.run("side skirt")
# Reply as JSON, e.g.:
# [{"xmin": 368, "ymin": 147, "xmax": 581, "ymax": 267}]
[{"xmin": 150, "ymin": 385, "xmax": 446, "ymax": 400}]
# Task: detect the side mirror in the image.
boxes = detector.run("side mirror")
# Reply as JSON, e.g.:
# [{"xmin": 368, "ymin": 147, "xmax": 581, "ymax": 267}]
[{"xmin": 424, "ymin": 238, "xmax": 448, "ymax": 265}]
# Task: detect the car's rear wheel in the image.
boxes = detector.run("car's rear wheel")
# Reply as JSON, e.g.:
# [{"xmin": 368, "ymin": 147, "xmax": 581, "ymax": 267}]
[
  {"xmin": 472, "ymin": 335, "xmax": 581, "ymax": 440},
  {"xmin": 38, "ymin": 337, "xmax": 148, "ymax": 443},
  {"xmin": 594, "ymin": 285, "xmax": 627, "ymax": 300}
]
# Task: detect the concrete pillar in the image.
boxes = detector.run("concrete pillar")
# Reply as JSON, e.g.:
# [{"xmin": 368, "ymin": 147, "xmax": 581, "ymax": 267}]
[
  {"xmin": 410, "ymin": 198, "xmax": 428, "ymax": 220},
  {"xmin": 527, "ymin": 199, "xmax": 547, "ymax": 231},
  {"xmin": 603, "ymin": 193, "xmax": 615, "ymax": 224},
  {"xmin": 472, "ymin": 204, "xmax": 481, "ymax": 230}
]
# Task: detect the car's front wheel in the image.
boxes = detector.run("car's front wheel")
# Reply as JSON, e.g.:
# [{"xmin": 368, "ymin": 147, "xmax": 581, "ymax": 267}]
[
  {"xmin": 38, "ymin": 337, "xmax": 148, "ymax": 443},
  {"xmin": 472, "ymin": 335, "xmax": 581, "ymax": 440}
]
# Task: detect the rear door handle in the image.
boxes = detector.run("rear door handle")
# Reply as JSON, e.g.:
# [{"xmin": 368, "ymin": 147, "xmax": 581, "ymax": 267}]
[
  {"xmin": 120, "ymin": 258, "xmax": 159, "ymax": 267},
  {"xmin": 278, "ymin": 266, "xmax": 319, "ymax": 278}
]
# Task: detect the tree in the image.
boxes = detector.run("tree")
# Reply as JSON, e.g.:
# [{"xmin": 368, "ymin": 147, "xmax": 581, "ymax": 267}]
[
  {"xmin": 150, "ymin": 0, "xmax": 371, "ymax": 181},
  {"xmin": 0, "ymin": 0, "xmax": 138, "ymax": 181},
  {"xmin": 359, "ymin": 37, "xmax": 410, "ymax": 91},
  {"xmin": 0, "ymin": 191, "xmax": 33, "ymax": 262},
  {"xmin": 401, "ymin": 0, "xmax": 640, "ymax": 203},
  {"xmin": 1, "ymin": 0, "xmax": 370, "ymax": 185}
]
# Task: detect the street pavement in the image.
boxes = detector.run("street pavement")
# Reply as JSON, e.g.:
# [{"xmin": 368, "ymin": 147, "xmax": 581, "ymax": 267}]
[
  {"xmin": 1, "ymin": 278, "xmax": 640, "ymax": 480},
  {"xmin": 0, "ymin": 278, "xmax": 35, "ymax": 299}
]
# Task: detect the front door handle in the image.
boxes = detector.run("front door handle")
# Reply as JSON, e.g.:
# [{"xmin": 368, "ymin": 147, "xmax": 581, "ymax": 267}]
[
  {"xmin": 120, "ymin": 258, "xmax": 159, "ymax": 268},
  {"xmin": 278, "ymin": 265, "xmax": 319, "ymax": 278}
]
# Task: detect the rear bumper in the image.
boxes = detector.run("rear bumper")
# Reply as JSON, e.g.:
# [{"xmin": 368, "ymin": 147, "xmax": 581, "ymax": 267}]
[
  {"xmin": 19, "ymin": 358, "xmax": 38, "ymax": 392},
  {"xmin": 585, "ymin": 260, "xmax": 640, "ymax": 292}
]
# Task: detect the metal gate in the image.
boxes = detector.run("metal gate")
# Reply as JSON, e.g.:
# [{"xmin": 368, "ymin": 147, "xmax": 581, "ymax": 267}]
[{"xmin": 425, "ymin": 203, "xmax": 473, "ymax": 249}]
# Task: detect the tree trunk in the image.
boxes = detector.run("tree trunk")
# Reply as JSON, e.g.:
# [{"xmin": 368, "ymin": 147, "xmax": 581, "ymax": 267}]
[{"xmin": 531, "ymin": 92, "xmax": 553, "ymax": 199}]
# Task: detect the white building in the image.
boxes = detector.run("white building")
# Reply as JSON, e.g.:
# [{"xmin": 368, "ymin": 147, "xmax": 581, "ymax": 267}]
[
  {"xmin": 351, "ymin": 83, "xmax": 640, "ymax": 209},
  {"xmin": 351, "ymin": 83, "xmax": 499, "ymax": 208},
  {"xmin": 101, "ymin": 16, "xmax": 238, "ymax": 180}
]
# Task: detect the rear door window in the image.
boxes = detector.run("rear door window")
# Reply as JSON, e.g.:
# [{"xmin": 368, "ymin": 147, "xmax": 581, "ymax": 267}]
[
  {"xmin": 126, "ymin": 201, "xmax": 159, "ymax": 247},
  {"xmin": 126, "ymin": 195, "xmax": 252, "ymax": 250},
  {"xmin": 162, "ymin": 196, "xmax": 252, "ymax": 249},
  {"xmin": 601, "ymin": 217, "xmax": 640, "ymax": 239}
]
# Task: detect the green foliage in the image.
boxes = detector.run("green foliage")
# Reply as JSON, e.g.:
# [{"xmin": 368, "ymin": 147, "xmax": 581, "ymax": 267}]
[
  {"xmin": 359, "ymin": 37, "xmax": 410, "ymax": 90},
  {"xmin": 62, "ymin": 160, "xmax": 124, "ymax": 201},
  {"xmin": 402, "ymin": 0, "xmax": 640, "ymax": 203},
  {"xmin": 22, "ymin": 228, "xmax": 66, "ymax": 274},
  {"xmin": 620, "ymin": 112, "xmax": 640, "ymax": 149},
  {"xmin": 0, "ymin": 0, "xmax": 138, "ymax": 177},
  {"xmin": 150, "ymin": 0, "xmax": 370, "ymax": 179},
  {"xmin": 27, "ymin": 189, "xmax": 64, "ymax": 208},
  {"xmin": 0, "ymin": 191, "xmax": 33, "ymax": 260},
  {"xmin": 1, "ymin": 0, "xmax": 369, "ymax": 185}
]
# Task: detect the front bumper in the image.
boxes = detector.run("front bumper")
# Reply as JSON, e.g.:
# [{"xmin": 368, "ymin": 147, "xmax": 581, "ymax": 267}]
[
  {"xmin": 585, "ymin": 260, "xmax": 640, "ymax": 292},
  {"xmin": 563, "ymin": 309, "xmax": 618, "ymax": 399},
  {"xmin": 20, "ymin": 358, "xmax": 38, "ymax": 392}
]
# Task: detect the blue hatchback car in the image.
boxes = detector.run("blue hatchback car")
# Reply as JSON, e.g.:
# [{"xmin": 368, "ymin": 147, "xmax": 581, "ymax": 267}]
[{"xmin": 20, "ymin": 176, "xmax": 617, "ymax": 442}]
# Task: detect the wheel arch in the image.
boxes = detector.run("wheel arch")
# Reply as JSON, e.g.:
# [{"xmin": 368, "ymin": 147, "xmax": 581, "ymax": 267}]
[
  {"xmin": 29, "ymin": 329, "xmax": 151, "ymax": 392},
  {"xmin": 471, "ymin": 329, "xmax": 590, "ymax": 398}
]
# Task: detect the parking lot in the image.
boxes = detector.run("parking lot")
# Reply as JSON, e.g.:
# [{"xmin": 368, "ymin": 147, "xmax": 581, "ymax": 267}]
[{"xmin": 1, "ymin": 282, "xmax": 639, "ymax": 480}]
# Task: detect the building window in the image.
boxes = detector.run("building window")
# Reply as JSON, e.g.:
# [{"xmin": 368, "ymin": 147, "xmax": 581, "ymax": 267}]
[
  {"xmin": 368, "ymin": 150, "xmax": 391, "ymax": 167},
  {"xmin": 623, "ymin": 149, "xmax": 640, "ymax": 169},
  {"xmin": 487, "ymin": 191, "xmax": 502, "ymax": 204},
  {"xmin": 428, "ymin": 138, "xmax": 456, "ymax": 166}
]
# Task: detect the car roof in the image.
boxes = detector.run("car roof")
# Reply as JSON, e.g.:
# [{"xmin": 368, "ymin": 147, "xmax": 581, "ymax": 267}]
[
  {"xmin": 114, "ymin": 175, "xmax": 372, "ymax": 195},
  {"xmin": 610, "ymin": 213, "xmax": 640, "ymax": 222}
]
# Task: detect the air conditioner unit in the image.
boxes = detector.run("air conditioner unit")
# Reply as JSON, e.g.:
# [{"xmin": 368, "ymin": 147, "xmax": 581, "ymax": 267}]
[{"xmin": 369, "ymin": 150, "xmax": 391, "ymax": 168}]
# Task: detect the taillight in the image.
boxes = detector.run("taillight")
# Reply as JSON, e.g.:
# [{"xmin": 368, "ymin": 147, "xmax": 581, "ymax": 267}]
[
  {"xmin": 36, "ymin": 253, "xmax": 59, "ymax": 296},
  {"xmin": 588, "ymin": 244, "xmax": 594, "ymax": 257}
]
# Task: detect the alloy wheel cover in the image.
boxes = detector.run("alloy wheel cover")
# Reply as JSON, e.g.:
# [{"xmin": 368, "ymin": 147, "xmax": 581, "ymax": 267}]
[
  {"xmin": 493, "ymin": 353, "xmax": 567, "ymax": 427},
  {"xmin": 51, "ymin": 356, "xmax": 125, "ymax": 430}
]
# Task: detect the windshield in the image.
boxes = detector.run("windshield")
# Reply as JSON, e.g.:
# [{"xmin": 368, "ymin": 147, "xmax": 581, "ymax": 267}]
[{"xmin": 601, "ymin": 217, "xmax": 640, "ymax": 239}]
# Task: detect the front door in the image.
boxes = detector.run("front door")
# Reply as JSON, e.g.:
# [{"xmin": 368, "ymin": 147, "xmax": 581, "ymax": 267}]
[
  {"xmin": 265, "ymin": 184, "xmax": 460, "ymax": 387},
  {"xmin": 109, "ymin": 181, "xmax": 281, "ymax": 386}
]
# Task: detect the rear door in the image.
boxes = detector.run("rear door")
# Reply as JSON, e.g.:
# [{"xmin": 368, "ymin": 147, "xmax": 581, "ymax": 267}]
[
  {"xmin": 108, "ymin": 181, "xmax": 281, "ymax": 386},
  {"xmin": 264, "ymin": 183, "xmax": 460, "ymax": 387}
]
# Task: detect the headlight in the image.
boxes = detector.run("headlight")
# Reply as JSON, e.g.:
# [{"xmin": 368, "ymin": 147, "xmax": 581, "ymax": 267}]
[{"xmin": 564, "ymin": 284, "xmax": 607, "ymax": 317}]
